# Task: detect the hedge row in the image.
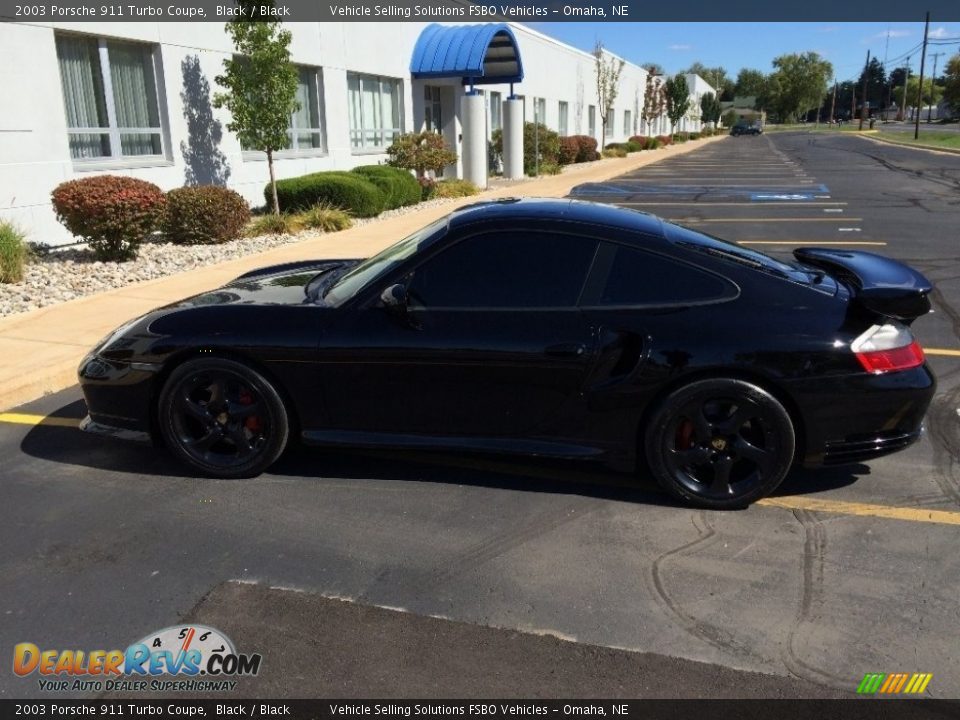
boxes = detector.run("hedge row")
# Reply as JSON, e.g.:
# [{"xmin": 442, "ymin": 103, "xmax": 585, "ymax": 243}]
[{"xmin": 269, "ymin": 165, "xmax": 420, "ymax": 216}]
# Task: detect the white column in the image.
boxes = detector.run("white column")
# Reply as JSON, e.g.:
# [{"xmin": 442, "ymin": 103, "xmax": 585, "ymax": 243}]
[
  {"xmin": 460, "ymin": 93, "xmax": 487, "ymax": 189},
  {"xmin": 502, "ymin": 97, "xmax": 524, "ymax": 180}
]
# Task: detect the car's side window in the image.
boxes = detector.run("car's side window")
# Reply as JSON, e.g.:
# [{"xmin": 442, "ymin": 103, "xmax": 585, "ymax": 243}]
[
  {"xmin": 407, "ymin": 231, "xmax": 598, "ymax": 309},
  {"xmin": 594, "ymin": 243, "xmax": 735, "ymax": 307}
]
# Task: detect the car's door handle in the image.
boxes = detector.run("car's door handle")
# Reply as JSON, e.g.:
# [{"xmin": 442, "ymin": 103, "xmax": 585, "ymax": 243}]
[{"xmin": 545, "ymin": 342, "xmax": 588, "ymax": 357}]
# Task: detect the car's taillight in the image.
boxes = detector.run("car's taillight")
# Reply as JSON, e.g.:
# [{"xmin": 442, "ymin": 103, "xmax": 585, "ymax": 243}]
[{"xmin": 851, "ymin": 323, "xmax": 925, "ymax": 374}]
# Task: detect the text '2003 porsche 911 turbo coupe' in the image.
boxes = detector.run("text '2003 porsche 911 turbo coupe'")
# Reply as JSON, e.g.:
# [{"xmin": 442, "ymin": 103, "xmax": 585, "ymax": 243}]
[{"xmin": 78, "ymin": 198, "xmax": 936, "ymax": 509}]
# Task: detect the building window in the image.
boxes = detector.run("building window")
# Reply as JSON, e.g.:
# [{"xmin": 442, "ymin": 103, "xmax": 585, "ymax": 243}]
[
  {"xmin": 558, "ymin": 101, "xmax": 569, "ymax": 136},
  {"xmin": 289, "ymin": 66, "xmax": 324, "ymax": 151},
  {"xmin": 490, "ymin": 92, "xmax": 502, "ymax": 132},
  {"xmin": 624, "ymin": 110, "xmax": 632, "ymax": 137},
  {"xmin": 588, "ymin": 105, "xmax": 596, "ymax": 138},
  {"xmin": 534, "ymin": 97, "xmax": 546, "ymax": 125},
  {"xmin": 347, "ymin": 72, "xmax": 403, "ymax": 151},
  {"xmin": 605, "ymin": 110, "xmax": 614, "ymax": 137},
  {"xmin": 424, "ymin": 85, "xmax": 442, "ymax": 133},
  {"xmin": 55, "ymin": 33, "xmax": 164, "ymax": 161}
]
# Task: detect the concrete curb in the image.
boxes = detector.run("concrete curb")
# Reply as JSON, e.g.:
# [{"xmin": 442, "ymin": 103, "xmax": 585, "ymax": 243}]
[
  {"xmin": 855, "ymin": 131, "xmax": 960, "ymax": 156},
  {"xmin": 0, "ymin": 135, "xmax": 727, "ymax": 412}
]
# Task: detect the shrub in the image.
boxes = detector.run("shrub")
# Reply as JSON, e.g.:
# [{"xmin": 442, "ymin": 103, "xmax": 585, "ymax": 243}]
[
  {"xmin": 386, "ymin": 132, "xmax": 457, "ymax": 179},
  {"xmin": 644, "ymin": 137, "xmax": 662, "ymax": 150},
  {"xmin": 352, "ymin": 165, "xmax": 421, "ymax": 209},
  {"xmin": 418, "ymin": 177, "xmax": 436, "ymax": 201},
  {"xmin": 247, "ymin": 213, "xmax": 301, "ymax": 236},
  {"xmin": 51, "ymin": 175, "xmax": 166, "ymax": 261},
  {"xmin": 688, "ymin": 132, "xmax": 701, "ymax": 140},
  {"xmin": 656, "ymin": 135, "xmax": 673, "ymax": 146},
  {"xmin": 570, "ymin": 135, "xmax": 599, "ymax": 162},
  {"xmin": 297, "ymin": 203, "xmax": 353, "ymax": 232},
  {"xmin": 558, "ymin": 136, "xmax": 580, "ymax": 165},
  {"xmin": 628, "ymin": 135, "xmax": 646, "ymax": 146},
  {"xmin": 673, "ymin": 132, "xmax": 690, "ymax": 143},
  {"xmin": 432, "ymin": 179, "xmax": 479, "ymax": 198},
  {"xmin": 626, "ymin": 140, "xmax": 643, "ymax": 152},
  {"xmin": 0, "ymin": 221, "xmax": 27, "ymax": 284},
  {"xmin": 162, "ymin": 186, "xmax": 250, "ymax": 245},
  {"xmin": 271, "ymin": 172, "xmax": 385, "ymax": 217},
  {"xmin": 602, "ymin": 147, "xmax": 627, "ymax": 158},
  {"xmin": 538, "ymin": 162, "xmax": 563, "ymax": 175}
]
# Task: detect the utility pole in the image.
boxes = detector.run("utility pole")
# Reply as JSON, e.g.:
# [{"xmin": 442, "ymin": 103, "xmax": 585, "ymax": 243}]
[
  {"xmin": 914, "ymin": 11, "xmax": 930, "ymax": 140},
  {"xmin": 898, "ymin": 56, "xmax": 911, "ymax": 121},
  {"xmin": 927, "ymin": 51, "xmax": 944, "ymax": 122},
  {"xmin": 829, "ymin": 80, "xmax": 837, "ymax": 124},
  {"xmin": 859, "ymin": 49, "xmax": 870, "ymax": 130}
]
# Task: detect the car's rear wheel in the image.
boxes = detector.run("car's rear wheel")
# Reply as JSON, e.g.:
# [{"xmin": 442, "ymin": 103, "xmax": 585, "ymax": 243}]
[
  {"xmin": 645, "ymin": 378, "xmax": 795, "ymax": 509},
  {"xmin": 158, "ymin": 358, "xmax": 289, "ymax": 478}
]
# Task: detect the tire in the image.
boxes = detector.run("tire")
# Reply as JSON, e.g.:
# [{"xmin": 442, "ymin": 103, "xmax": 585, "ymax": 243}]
[
  {"xmin": 644, "ymin": 378, "xmax": 795, "ymax": 509},
  {"xmin": 158, "ymin": 357, "xmax": 289, "ymax": 478}
]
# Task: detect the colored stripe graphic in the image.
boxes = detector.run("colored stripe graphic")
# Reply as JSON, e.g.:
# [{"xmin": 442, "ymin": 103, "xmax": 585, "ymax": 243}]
[{"xmin": 857, "ymin": 672, "xmax": 932, "ymax": 694}]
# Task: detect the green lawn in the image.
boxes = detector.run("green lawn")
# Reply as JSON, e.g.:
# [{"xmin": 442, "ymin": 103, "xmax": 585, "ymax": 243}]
[{"xmin": 875, "ymin": 132, "xmax": 960, "ymax": 150}]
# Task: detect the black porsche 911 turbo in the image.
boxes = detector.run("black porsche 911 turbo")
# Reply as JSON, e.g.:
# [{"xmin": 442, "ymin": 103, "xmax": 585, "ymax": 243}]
[{"xmin": 79, "ymin": 198, "xmax": 935, "ymax": 508}]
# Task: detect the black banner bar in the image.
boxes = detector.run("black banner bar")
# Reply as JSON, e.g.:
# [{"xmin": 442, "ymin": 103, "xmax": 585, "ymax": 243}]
[
  {"xmin": 3, "ymin": 700, "xmax": 960, "ymax": 720},
  {"xmin": 1, "ymin": 0, "xmax": 959, "ymax": 22}
]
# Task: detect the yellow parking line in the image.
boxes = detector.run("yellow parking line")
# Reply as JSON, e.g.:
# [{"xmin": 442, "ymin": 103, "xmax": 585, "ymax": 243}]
[
  {"xmin": 676, "ymin": 217, "xmax": 863, "ymax": 223},
  {"xmin": 738, "ymin": 241, "xmax": 887, "ymax": 246},
  {"xmin": 757, "ymin": 497, "xmax": 960, "ymax": 526},
  {"xmin": 0, "ymin": 413, "xmax": 78, "ymax": 428},
  {"xmin": 926, "ymin": 348, "xmax": 960, "ymax": 357}
]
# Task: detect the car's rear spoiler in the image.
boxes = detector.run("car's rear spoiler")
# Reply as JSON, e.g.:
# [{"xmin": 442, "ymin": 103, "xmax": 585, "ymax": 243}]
[{"xmin": 793, "ymin": 247, "xmax": 932, "ymax": 323}]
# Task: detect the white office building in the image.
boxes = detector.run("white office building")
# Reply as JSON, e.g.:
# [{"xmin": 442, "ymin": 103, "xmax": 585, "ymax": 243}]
[{"xmin": 0, "ymin": 20, "xmax": 712, "ymax": 245}]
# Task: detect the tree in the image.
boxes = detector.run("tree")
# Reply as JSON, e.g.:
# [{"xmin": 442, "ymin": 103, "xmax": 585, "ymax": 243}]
[
  {"xmin": 642, "ymin": 75, "xmax": 665, "ymax": 135},
  {"xmin": 594, "ymin": 41, "xmax": 626, "ymax": 144},
  {"xmin": 767, "ymin": 52, "xmax": 833, "ymax": 123},
  {"xmin": 943, "ymin": 54, "xmax": 960, "ymax": 115},
  {"xmin": 642, "ymin": 63, "xmax": 665, "ymax": 76},
  {"xmin": 664, "ymin": 74, "xmax": 690, "ymax": 133},
  {"xmin": 213, "ymin": 2, "xmax": 299, "ymax": 215},
  {"xmin": 857, "ymin": 57, "xmax": 887, "ymax": 109},
  {"xmin": 386, "ymin": 132, "xmax": 457, "ymax": 179},
  {"xmin": 699, "ymin": 92, "xmax": 722, "ymax": 126},
  {"xmin": 895, "ymin": 76, "xmax": 944, "ymax": 112},
  {"xmin": 734, "ymin": 68, "xmax": 767, "ymax": 99}
]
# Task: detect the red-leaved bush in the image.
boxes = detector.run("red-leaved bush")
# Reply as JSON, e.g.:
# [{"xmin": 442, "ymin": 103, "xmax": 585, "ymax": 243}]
[
  {"xmin": 51, "ymin": 175, "xmax": 166, "ymax": 261},
  {"xmin": 162, "ymin": 186, "xmax": 250, "ymax": 245},
  {"xmin": 558, "ymin": 137, "xmax": 580, "ymax": 165},
  {"xmin": 656, "ymin": 135, "xmax": 674, "ymax": 146}
]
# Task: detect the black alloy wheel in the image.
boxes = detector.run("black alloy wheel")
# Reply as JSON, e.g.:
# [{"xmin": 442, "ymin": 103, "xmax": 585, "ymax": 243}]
[
  {"xmin": 158, "ymin": 358, "xmax": 289, "ymax": 478},
  {"xmin": 645, "ymin": 379, "xmax": 795, "ymax": 509}
]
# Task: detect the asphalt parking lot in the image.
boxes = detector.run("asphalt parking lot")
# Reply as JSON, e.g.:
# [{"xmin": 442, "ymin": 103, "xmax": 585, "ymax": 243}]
[{"xmin": 3, "ymin": 132, "xmax": 960, "ymax": 700}]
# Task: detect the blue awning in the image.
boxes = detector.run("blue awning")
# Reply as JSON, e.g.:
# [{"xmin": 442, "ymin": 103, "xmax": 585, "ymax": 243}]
[{"xmin": 410, "ymin": 23, "xmax": 524, "ymax": 85}]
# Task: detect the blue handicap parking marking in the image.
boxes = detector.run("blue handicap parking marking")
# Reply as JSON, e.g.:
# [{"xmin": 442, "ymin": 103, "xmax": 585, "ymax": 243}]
[{"xmin": 751, "ymin": 193, "xmax": 815, "ymax": 201}]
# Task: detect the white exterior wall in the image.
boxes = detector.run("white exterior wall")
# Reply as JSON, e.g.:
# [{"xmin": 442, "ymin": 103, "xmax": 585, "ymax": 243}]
[
  {"xmin": 0, "ymin": 20, "xmax": 678, "ymax": 246},
  {"xmin": 682, "ymin": 73, "xmax": 717, "ymax": 133}
]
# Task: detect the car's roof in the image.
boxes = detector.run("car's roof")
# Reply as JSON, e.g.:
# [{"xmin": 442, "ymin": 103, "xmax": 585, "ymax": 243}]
[{"xmin": 447, "ymin": 197, "xmax": 665, "ymax": 237}]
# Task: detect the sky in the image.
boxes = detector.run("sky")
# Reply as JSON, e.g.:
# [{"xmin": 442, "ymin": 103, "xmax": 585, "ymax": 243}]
[{"xmin": 528, "ymin": 22, "xmax": 960, "ymax": 84}]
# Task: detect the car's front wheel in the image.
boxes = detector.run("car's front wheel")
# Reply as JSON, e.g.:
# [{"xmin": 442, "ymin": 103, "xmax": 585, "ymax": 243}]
[
  {"xmin": 644, "ymin": 378, "xmax": 795, "ymax": 509},
  {"xmin": 158, "ymin": 357, "xmax": 289, "ymax": 478}
]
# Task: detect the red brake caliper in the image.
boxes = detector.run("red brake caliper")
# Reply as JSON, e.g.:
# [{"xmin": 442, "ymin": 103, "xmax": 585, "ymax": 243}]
[
  {"xmin": 239, "ymin": 389, "xmax": 261, "ymax": 433},
  {"xmin": 675, "ymin": 419, "xmax": 695, "ymax": 450}
]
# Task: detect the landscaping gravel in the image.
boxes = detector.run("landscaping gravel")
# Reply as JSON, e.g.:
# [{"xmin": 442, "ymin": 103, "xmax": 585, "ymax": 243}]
[{"xmin": 0, "ymin": 196, "xmax": 459, "ymax": 319}]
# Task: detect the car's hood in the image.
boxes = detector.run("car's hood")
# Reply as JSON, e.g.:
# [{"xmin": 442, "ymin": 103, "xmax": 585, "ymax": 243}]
[{"xmin": 166, "ymin": 259, "xmax": 362, "ymax": 309}]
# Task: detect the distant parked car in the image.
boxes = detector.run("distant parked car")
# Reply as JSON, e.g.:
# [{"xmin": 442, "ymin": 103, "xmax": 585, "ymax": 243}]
[{"xmin": 731, "ymin": 121, "xmax": 762, "ymax": 136}]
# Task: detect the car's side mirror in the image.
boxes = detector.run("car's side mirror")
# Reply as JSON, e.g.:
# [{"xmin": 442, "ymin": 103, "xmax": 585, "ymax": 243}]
[{"xmin": 380, "ymin": 283, "xmax": 408, "ymax": 310}]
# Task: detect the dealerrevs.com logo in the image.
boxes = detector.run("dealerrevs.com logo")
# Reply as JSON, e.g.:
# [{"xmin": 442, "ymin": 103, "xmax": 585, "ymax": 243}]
[{"xmin": 13, "ymin": 625, "xmax": 262, "ymax": 693}]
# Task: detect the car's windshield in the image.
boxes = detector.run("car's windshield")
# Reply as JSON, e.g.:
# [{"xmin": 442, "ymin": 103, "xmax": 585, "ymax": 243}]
[{"xmin": 323, "ymin": 218, "xmax": 447, "ymax": 305}]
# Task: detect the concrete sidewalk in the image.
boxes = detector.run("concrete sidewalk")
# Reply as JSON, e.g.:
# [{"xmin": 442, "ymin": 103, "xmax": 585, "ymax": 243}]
[{"xmin": 0, "ymin": 136, "xmax": 726, "ymax": 411}]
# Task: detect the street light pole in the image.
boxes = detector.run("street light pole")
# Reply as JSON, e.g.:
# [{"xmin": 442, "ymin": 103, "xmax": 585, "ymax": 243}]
[
  {"xmin": 859, "ymin": 50, "xmax": 870, "ymax": 131},
  {"xmin": 914, "ymin": 11, "xmax": 930, "ymax": 140},
  {"xmin": 927, "ymin": 52, "xmax": 944, "ymax": 123}
]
